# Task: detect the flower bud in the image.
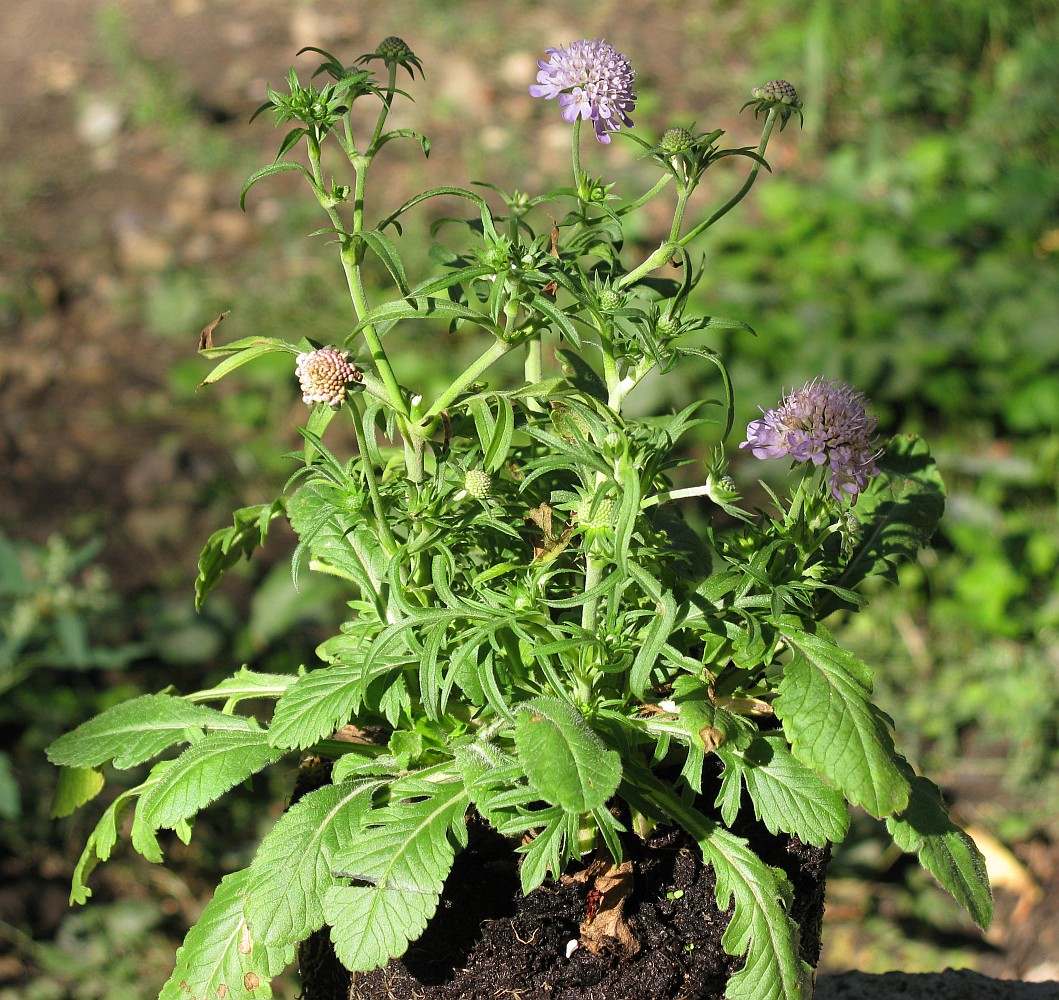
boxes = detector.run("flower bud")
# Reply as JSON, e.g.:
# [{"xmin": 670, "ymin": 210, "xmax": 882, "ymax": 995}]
[
  {"xmin": 661, "ymin": 127, "xmax": 695, "ymax": 153},
  {"xmin": 295, "ymin": 349, "xmax": 362, "ymax": 407},
  {"xmin": 577, "ymin": 494, "xmax": 617, "ymax": 529},
  {"xmin": 463, "ymin": 469, "xmax": 493, "ymax": 500},
  {"xmin": 751, "ymin": 79, "xmax": 801, "ymax": 108},
  {"xmin": 376, "ymin": 36, "xmax": 414, "ymax": 61}
]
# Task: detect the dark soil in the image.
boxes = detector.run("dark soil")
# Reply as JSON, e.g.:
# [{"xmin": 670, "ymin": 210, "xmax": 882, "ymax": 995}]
[{"xmin": 300, "ymin": 813, "xmax": 829, "ymax": 1000}]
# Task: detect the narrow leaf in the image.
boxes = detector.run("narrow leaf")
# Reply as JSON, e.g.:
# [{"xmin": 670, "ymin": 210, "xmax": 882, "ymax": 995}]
[{"xmin": 886, "ymin": 772, "xmax": 993, "ymax": 929}]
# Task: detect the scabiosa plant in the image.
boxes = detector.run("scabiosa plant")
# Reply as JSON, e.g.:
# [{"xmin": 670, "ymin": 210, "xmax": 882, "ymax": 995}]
[
  {"xmin": 48, "ymin": 34, "xmax": 991, "ymax": 1000},
  {"xmin": 529, "ymin": 38, "xmax": 636, "ymax": 144},
  {"xmin": 741, "ymin": 378, "xmax": 881, "ymax": 501}
]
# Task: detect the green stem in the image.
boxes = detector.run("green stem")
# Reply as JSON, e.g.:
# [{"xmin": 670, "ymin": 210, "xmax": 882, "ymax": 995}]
[
  {"xmin": 618, "ymin": 173, "xmax": 673, "ymax": 216},
  {"xmin": 348, "ymin": 395, "xmax": 400, "ymax": 557},
  {"xmin": 571, "ymin": 117, "xmax": 583, "ymax": 189},
  {"xmin": 614, "ymin": 242, "xmax": 677, "ymax": 292},
  {"xmin": 422, "ymin": 338, "xmax": 514, "ymax": 421},
  {"xmin": 678, "ymin": 107, "xmax": 779, "ymax": 247}
]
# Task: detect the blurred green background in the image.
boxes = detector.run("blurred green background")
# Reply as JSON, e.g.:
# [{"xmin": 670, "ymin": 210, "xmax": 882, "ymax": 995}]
[{"xmin": 2, "ymin": 0, "xmax": 1057, "ymax": 995}]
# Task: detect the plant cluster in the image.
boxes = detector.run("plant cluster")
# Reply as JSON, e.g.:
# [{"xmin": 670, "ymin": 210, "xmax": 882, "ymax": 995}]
[{"xmin": 48, "ymin": 36, "xmax": 991, "ymax": 1000}]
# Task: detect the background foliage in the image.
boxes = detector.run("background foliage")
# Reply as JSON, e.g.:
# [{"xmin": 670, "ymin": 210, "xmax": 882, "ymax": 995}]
[{"xmin": 2, "ymin": 0, "xmax": 1057, "ymax": 995}]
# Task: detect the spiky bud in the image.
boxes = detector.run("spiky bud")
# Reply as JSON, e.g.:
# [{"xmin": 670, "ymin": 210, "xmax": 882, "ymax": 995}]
[
  {"xmin": 577, "ymin": 494, "xmax": 617, "ymax": 529},
  {"xmin": 376, "ymin": 36, "xmax": 413, "ymax": 61},
  {"xmin": 597, "ymin": 286, "xmax": 624, "ymax": 312},
  {"xmin": 661, "ymin": 127, "xmax": 695, "ymax": 153},
  {"xmin": 751, "ymin": 79, "xmax": 801, "ymax": 108},
  {"xmin": 463, "ymin": 469, "xmax": 493, "ymax": 500}
]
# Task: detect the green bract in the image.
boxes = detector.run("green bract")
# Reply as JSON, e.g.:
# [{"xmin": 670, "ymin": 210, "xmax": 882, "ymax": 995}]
[{"xmin": 48, "ymin": 39, "xmax": 991, "ymax": 1000}]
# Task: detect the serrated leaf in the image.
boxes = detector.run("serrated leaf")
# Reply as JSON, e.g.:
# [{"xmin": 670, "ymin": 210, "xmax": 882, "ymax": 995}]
[
  {"xmin": 629, "ymin": 590, "xmax": 678, "ymax": 697},
  {"xmin": 325, "ymin": 782, "xmax": 467, "ymax": 971},
  {"xmin": 704, "ymin": 826, "xmax": 810, "ymax": 1000},
  {"xmin": 517, "ymin": 808, "xmax": 571, "ymax": 894},
  {"xmin": 773, "ymin": 625, "xmax": 909, "ymax": 818},
  {"xmin": 513, "ymin": 697, "xmax": 621, "ymax": 813},
  {"xmin": 159, "ymin": 869, "xmax": 295, "ymax": 1000},
  {"xmin": 886, "ymin": 772, "xmax": 993, "ymax": 929},
  {"xmin": 137, "ymin": 729, "xmax": 284, "ymax": 831},
  {"xmin": 623, "ymin": 764, "xmax": 808, "ymax": 1000},
  {"xmin": 268, "ymin": 664, "xmax": 373, "ymax": 750},
  {"xmin": 68, "ymin": 785, "xmax": 139, "ymax": 904},
  {"xmin": 718, "ymin": 734, "xmax": 850, "ymax": 846},
  {"xmin": 47, "ymin": 694, "xmax": 256, "ymax": 770},
  {"xmin": 51, "ymin": 766, "xmax": 105, "ymax": 818},
  {"xmin": 835, "ymin": 434, "xmax": 945, "ymax": 595},
  {"xmin": 671, "ymin": 675, "xmax": 756, "ymax": 753},
  {"xmin": 245, "ymin": 781, "xmax": 379, "ymax": 949}
]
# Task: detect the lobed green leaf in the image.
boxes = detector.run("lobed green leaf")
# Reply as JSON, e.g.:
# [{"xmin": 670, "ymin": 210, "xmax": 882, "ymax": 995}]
[
  {"xmin": 137, "ymin": 729, "xmax": 285, "ymax": 831},
  {"xmin": 245, "ymin": 781, "xmax": 381, "ymax": 949},
  {"xmin": 773, "ymin": 624, "xmax": 910, "ymax": 818},
  {"xmin": 158, "ymin": 869, "xmax": 295, "ymax": 1000},
  {"xmin": 47, "ymin": 694, "xmax": 257, "ymax": 771},
  {"xmin": 513, "ymin": 696, "xmax": 622, "ymax": 813}
]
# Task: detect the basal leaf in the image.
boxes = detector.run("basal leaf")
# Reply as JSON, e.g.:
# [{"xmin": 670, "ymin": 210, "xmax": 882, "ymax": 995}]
[
  {"xmin": 325, "ymin": 782, "xmax": 467, "ymax": 971},
  {"xmin": 622, "ymin": 764, "xmax": 808, "ymax": 1000},
  {"xmin": 718, "ymin": 734, "xmax": 850, "ymax": 846},
  {"xmin": 158, "ymin": 868, "xmax": 295, "ymax": 1000},
  {"xmin": 47, "ymin": 694, "xmax": 257, "ymax": 771},
  {"xmin": 513, "ymin": 697, "xmax": 622, "ymax": 813},
  {"xmin": 886, "ymin": 772, "xmax": 993, "ymax": 929},
  {"xmin": 245, "ymin": 781, "xmax": 379, "ymax": 949},
  {"xmin": 773, "ymin": 623, "xmax": 910, "ymax": 818},
  {"xmin": 137, "ymin": 729, "xmax": 284, "ymax": 831}
]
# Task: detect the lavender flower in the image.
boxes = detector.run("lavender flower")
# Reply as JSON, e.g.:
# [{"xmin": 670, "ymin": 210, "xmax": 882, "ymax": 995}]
[
  {"xmin": 740, "ymin": 378, "xmax": 881, "ymax": 501},
  {"xmin": 295, "ymin": 348, "xmax": 361, "ymax": 407},
  {"xmin": 529, "ymin": 39, "xmax": 636, "ymax": 144}
]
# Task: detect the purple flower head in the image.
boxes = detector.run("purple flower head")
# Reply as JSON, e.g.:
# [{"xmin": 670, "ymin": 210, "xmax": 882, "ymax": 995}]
[
  {"xmin": 529, "ymin": 39, "xmax": 636, "ymax": 144},
  {"xmin": 295, "ymin": 348, "xmax": 362, "ymax": 407},
  {"xmin": 740, "ymin": 378, "xmax": 881, "ymax": 502}
]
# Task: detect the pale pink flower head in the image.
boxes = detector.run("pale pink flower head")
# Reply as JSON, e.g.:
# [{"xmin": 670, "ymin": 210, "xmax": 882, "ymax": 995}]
[
  {"xmin": 295, "ymin": 348, "xmax": 361, "ymax": 407},
  {"xmin": 529, "ymin": 39, "xmax": 636, "ymax": 144}
]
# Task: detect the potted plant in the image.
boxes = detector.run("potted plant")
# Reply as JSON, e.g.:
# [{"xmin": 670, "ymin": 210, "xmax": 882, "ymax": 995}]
[{"xmin": 48, "ymin": 35, "xmax": 992, "ymax": 1000}]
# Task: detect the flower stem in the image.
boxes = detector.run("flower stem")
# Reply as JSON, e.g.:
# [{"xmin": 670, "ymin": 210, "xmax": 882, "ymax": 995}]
[
  {"xmin": 678, "ymin": 107, "xmax": 779, "ymax": 247},
  {"xmin": 422, "ymin": 338, "xmax": 515, "ymax": 422},
  {"xmin": 571, "ymin": 117, "xmax": 583, "ymax": 188}
]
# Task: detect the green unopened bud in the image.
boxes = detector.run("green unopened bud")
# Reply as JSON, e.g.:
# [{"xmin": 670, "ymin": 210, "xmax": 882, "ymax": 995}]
[
  {"xmin": 577, "ymin": 494, "xmax": 617, "ymax": 529},
  {"xmin": 377, "ymin": 36, "xmax": 413, "ymax": 61},
  {"xmin": 463, "ymin": 469, "xmax": 493, "ymax": 500},
  {"xmin": 656, "ymin": 312, "xmax": 681, "ymax": 338},
  {"xmin": 661, "ymin": 127, "xmax": 695, "ymax": 153},
  {"xmin": 598, "ymin": 287, "xmax": 624, "ymax": 312},
  {"xmin": 751, "ymin": 79, "xmax": 801, "ymax": 108}
]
